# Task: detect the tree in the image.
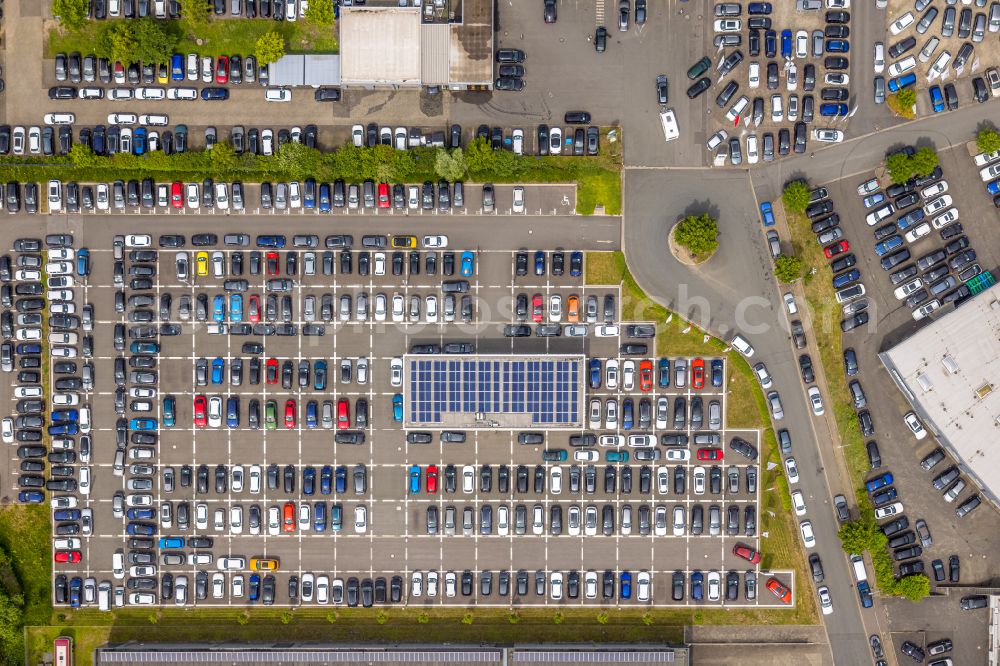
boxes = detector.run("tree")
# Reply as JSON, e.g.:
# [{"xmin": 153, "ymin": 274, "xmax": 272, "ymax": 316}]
[
  {"xmin": 774, "ymin": 254, "xmax": 803, "ymax": 283},
  {"xmin": 434, "ymin": 148, "xmax": 467, "ymax": 181},
  {"xmin": 97, "ymin": 21, "xmax": 139, "ymax": 63},
  {"xmin": 131, "ymin": 18, "xmax": 177, "ymax": 65},
  {"xmin": 210, "ymin": 142, "xmax": 238, "ymax": 174},
  {"xmin": 255, "ymin": 31, "xmax": 286, "ymax": 64},
  {"xmin": 977, "ymin": 128, "xmax": 1000, "ymax": 154},
  {"xmin": 52, "ymin": 0, "xmax": 90, "ymax": 29},
  {"xmin": 896, "ymin": 87, "xmax": 917, "ymax": 110},
  {"xmin": 911, "ymin": 146, "xmax": 939, "ymax": 177},
  {"xmin": 305, "ymin": 0, "xmax": 336, "ymax": 25},
  {"xmin": 673, "ymin": 213, "xmax": 719, "ymax": 257},
  {"xmin": 0, "ymin": 589, "xmax": 24, "ymax": 665},
  {"xmin": 465, "ymin": 137, "xmax": 520, "ymax": 180},
  {"xmin": 837, "ymin": 514, "xmax": 879, "ymax": 555},
  {"xmin": 781, "ymin": 180, "xmax": 811, "ymax": 214},
  {"xmin": 894, "ymin": 574, "xmax": 931, "ymax": 602},
  {"xmin": 885, "ymin": 152, "xmax": 914, "ymax": 184}
]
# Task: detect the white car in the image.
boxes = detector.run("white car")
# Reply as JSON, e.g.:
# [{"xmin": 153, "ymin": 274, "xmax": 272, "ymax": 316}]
[
  {"xmin": 672, "ymin": 506, "xmax": 686, "ymax": 536},
  {"xmin": 167, "ymin": 87, "xmax": 198, "ymax": 100},
  {"xmin": 748, "ymin": 62, "xmax": 760, "ymax": 88},
  {"xmin": 707, "ymin": 571, "xmax": 721, "ymax": 601},
  {"xmin": 264, "ymin": 87, "xmax": 292, "ymax": 102},
  {"xmin": 267, "ymin": 506, "xmax": 280, "ymax": 535},
  {"xmin": 873, "ymin": 42, "xmax": 885, "ymax": 73},
  {"xmin": 770, "ymin": 94, "xmax": 784, "ymax": 122},
  {"xmin": 903, "ymin": 411, "xmax": 928, "ymax": 439},
  {"xmin": 783, "ymin": 292, "xmax": 798, "ymax": 314},
  {"xmin": 212, "ymin": 573, "xmax": 225, "ymax": 599},
  {"xmin": 913, "ymin": 300, "xmax": 940, "ymax": 321},
  {"xmin": 807, "ymin": 386, "xmax": 825, "ymax": 415},
  {"xmin": 665, "ymin": 448, "xmax": 690, "ymax": 462},
  {"xmin": 637, "ymin": 571, "xmax": 651, "ymax": 602},
  {"xmin": 706, "ymin": 130, "xmax": 728, "ymax": 151},
  {"xmin": 107, "ymin": 113, "xmax": 138, "ymax": 125},
  {"xmin": 512, "ymin": 186, "xmax": 525, "ymax": 213},
  {"xmin": 351, "ymin": 125, "xmax": 364, "ymax": 147},
  {"xmin": 208, "ymin": 396, "xmax": 223, "ymax": 427},
  {"xmin": 813, "ymin": 129, "xmax": 844, "ymax": 143},
  {"xmin": 791, "ymin": 490, "xmax": 807, "ymax": 516},
  {"xmin": 857, "ymin": 177, "xmax": 880, "ymax": 195},
  {"xmin": 604, "ymin": 399, "xmax": 618, "ymax": 429},
  {"xmin": 904, "ymin": 222, "xmax": 932, "ymax": 243},
  {"xmin": 800, "ymin": 520, "xmax": 816, "ymax": 548},
  {"xmin": 924, "ymin": 195, "xmax": 952, "ymax": 216},
  {"xmin": 112, "ymin": 551, "xmax": 125, "ymax": 579},
  {"xmin": 693, "ymin": 466, "xmax": 706, "ymax": 495},
  {"xmin": 108, "ymin": 88, "xmax": 134, "ymax": 101},
  {"xmin": 217, "ymin": 557, "xmax": 246, "ymax": 571},
  {"xmin": 445, "ymin": 571, "xmax": 457, "ymax": 597},
  {"xmin": 726, "ymin": 96, "xmax": 750, "ymax": 122},
  {"xmin": 785, "ymin": 457, "xmax": 800, "ymax": 484},
  {"xmin": 353, "ymin": 505, "xmax": 367, "ymax": 533},
  {"xmin": 714, "ymin": 18, "xmax": 742, "ymax": 32},
  {"xmin": 894, "ymin": 278, "xmax": 924, "ymax": 300},
  {"xmin": 890, "ymin": 11, "xmax": 915, "ymax": 34},
  {"xmin": 574, "ymin": 449, "xmax": 599, "ymax": 462},
  {"xmin": 512, "ymin": 128, "xmax": 524, "ymax": 155},
  {"xmin": 316, "ymin": 576, "xmax": 330, "ymax": 604},
  {"xmin": 754, "ymin": 363, "xmax": 772, "ymax": 388},
  {"xmin": 124, "ymin": 234, "xmax": 152, "ymax": 247},
  {"xmin": 605, "ymin": 360, "xmax": 619, "ymax": 389},
  {"xmin": 932, "ymin": 209, "xmax": 959, "ymax": 229},
  {"xmin": 874, "ymin": 502, "xmax": 904, "ymax": 519},
  {"xmin": 550, "ymin": 572, "xmax": 563, "ymax": 600},
  {"xmin": 422, "ymin": 235, "xmax": 448, "ymax": 248},
  {"xmin": 585, "ymin": 571, "xmax": 598, "ymax": 599},
  {"xmin": 135, "ymin": 86, "xmax": 165, "ymax": 100},
  {"xmin": 786, "ymin": 63, "xmax": 798, "ymax": 91},
  {"xmin": 390, "ymin": 357, "xmax": 403, "ymax": 387},
  {"xmin": 1, "ymin": 418, "xmax": 13, "ymax": 444},
  {"xmin": 921, "ymin": 180, "xmax": 949, "ymax": 197},
  {"xmin": 746, "ymin": 134, "xmax": 759, "ymax": 164},
  {"xmin": 818, "ymin": 586, "xmax": 833, "ymax": 615},
  {"xmin": 795, "ymin": 30, "xmax": 809, "ymax": 58}
]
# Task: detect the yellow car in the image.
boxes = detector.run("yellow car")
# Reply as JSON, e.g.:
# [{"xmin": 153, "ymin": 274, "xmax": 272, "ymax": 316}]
[
  {"xmin": 249, "ymin": 558, "xmax": 280, "ymax": 572},
  {"xmin": 195, "ymin": 251, "xmax": 209, "ymax": 277},
  {"xmin": 391, "ymin": 235, "xmax": 417, "ymax": 249},
  {"xmin": 157, "ymin": 63, "xmax": 169, "ymax": 84}
]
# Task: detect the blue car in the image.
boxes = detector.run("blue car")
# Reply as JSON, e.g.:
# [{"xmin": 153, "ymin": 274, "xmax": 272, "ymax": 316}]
[
  {"xmin": 393, "ymin": 394, "xmax": 403, "ymax": 422},
  {"xmin": 18, "ymin": 491, "xmax": 44, "ymax": 504},
  {"xmin": 760, "ymin": 201, "xmax": 775, "ymax": 227},
  {"xmin": 69, "ymin": 577, "xmax": 82, "ymax": 608},
  {"xmin": 170, "ymin": 53, "xmax": 184, "ymax": 80},
  {"xmin": 212, "ymin": 295, "xmax": 226, "ymax": 322},
  {"xmin": 225, "ymin": 397, "xmax": 239, "ymax": 428},
  {"xmin": 832, "ymin": 269, "xmax": 861, "ymax": 288},
  {"xmin": 201, "ymin": 88, "xmax": 229, "ymax": 100},
  {"xmin": 874, "ymin": 235, "xmax": 903, "ymax": 256},
  {"xmin": 76, "ymin": 248, "xmax": 90, "ymax": 277},
  {"xmin": 747, "ymin": 1, "xmax": 772, "ymax": 13},
  {"xmin": 126, "ymin": 522, "xmax": 156, "ymax": 536},
  {"xmin": 819, "ymin": 103, "xmax": 849, "ymax": 116},
  {"xmin": 825, "ymin": 39, "xmax": 849, "ymax": 52},
  {"xmin": 313, "ymin": 502, "xmax": 326, "ymax": 531},
  {"xmin": 331, "ymin": 504, "xmax": 343, "ymax": 532},
  {"xmin": 691, "ymin": 571, "xmax": 704, "ymax": 601},
  {"xmin": 306, "ymin": 401, "xmax": 318, "ymax": 428},
  {"xmin": 896, "ymin": 209, "xmax": 925, "ymax": 231},
  {"xmin": 622, "ymin": 398, "xmax": 634, "ymax": 430},
  {"xmin": 49, "ymin": 423, "xmax": 78, "ymax": 436},
  {"xmin": 163, "ymin": 396, "xmax": 176, "ymax": 427},
  {"xmin": 866, "ymin": 472, "xmax": 894, "ymax": 492},
  {"xmin": 303, "ymin": 467, "xmax": 316, "ymax": 495},
  {"xmin": 129, "ymin": 508, "xmax": 156, "ymax": 520},
  {"xmin": 134, "ymin": 128, "xmax": 146, "ymax": 155},
  {"xmin": 460, "ymin": 251, "xmax": 475, "ymax": 277},
  {"xmin": 711, "ymin": 359, "xmax": 724, "ymax": 387},
  {"xmin": 130, "ymin": 418, "xmax": 158, "ymax": 431},
  {"xmin": 54, "ymin": 509, "xmax": 81, "ymax": 521},
  {"xmin": 988, "ymin": 179, "xmax": 1000, "ymax": 195},
  {"xmin": 158, "ymin": 536, "xmax": 184, "ymax": 548},
  {"xmin": 857, "ymin": 581, "xmax": 874, "ymax": 608},
  {"xmin": 409, "ymin": 465, "xmax": 421, "ymax": 494},
  {"xmin": 229, "ymin": 294, "xmax": 243, "ymax": 322},
  {"xmin": 888, "ymin": 73, "xmax": 917, "ymax": 92},
  {"xmin": 534, "ymin": 250, "xmax": 546, "ymax": 275},
  {"xmin": 52, "ymin": 409, "xmax": 79, "ymax": 423},
  {"xmin": 320, "ymin": 465, "xmax": 333, "ymax": 495},
  {"xmin": 569, "ymin": 251, "xmax": 583, "ymax": 277},
  {"xmin": 589, "ymin": 359, "xmax": 602, "ymax": 389},
  {"xmin": 658, "ymin": 358, "xmax": 670, "ymax": 387},
  {"xmin": 256, "ymin": 234, "xmax": 286, "ymax": 248},
  {"xmin": 781, "ymin": 29, "xmax": 792, "ymax": 58},
  {"xmin": 314, "ymin": 360, "xmax": 327, "ymax": 390},
  {"xmin": 620, "ymin": 571, "xmax": 632, "ymax": 599},
  {"xmin": 131, "ymin": 341, "xmax": 159, "ymax": 353},
  {"xmin": 249, "ymin": 574, "xmax": 260, "ymax": 601},
  {"xmin": 319, "ymin": 183, "xmax": 331, "ymax": 212},
  {"xmin": 929, "ymin": 85, "xmax": 944, "ymax": 113},
  {"xmin": 211, "ymin": 357, "xmax": 224, "ymax": 384},
  {"xmin": 304, "ymin": 178, "xmax": 316, "ymax": 209},
  {"xmin": 336, "ymin": 466, "xmax": 347, "ymax": 494}
]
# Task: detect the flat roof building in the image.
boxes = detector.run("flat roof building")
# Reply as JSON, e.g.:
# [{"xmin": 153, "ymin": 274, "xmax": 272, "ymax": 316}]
[{"xmin": 880, "ymin": 281, "xmax": 1000, "ymax": 507}]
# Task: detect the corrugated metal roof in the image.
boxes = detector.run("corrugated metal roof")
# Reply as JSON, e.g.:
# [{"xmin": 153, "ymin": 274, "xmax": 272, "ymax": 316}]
[
  {"xmin": 421, "ymin": 23, "xmax": 450, "ymax": 85},
  {"xmin": 339, "ymin": 7, "xmax": 422, "ymax": 85}
]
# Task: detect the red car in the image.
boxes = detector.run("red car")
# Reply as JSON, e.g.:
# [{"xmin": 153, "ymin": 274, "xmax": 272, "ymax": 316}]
[
  {"xmin": 171, "ymin": 181, "xmax": 183, "ymax": 209},
  {"xmin": 284, "ymin": 399, "xmax": 296, "ymax": 429},
  {"xmin": 266, "ymin": 252, "xmax": 279, "ymax": 276},
  {"xmin": 215, "ymin": 56, "xmax": 229, "ymax": 84},
  {"xmin": 283, "ymin": 502, "xmax": 295, "ymax": 533},
  {"xmin": 766, "ymin": 577, "xmax": 792, "ymax": 603},
  {"xmin": 427, "ymin": 465, "xmax": 438, "ymax": 493},
  {"xmin": 638, "ymin": 360, "xmax": 653, "ymax": 392},
  {"xmin": 337, "ymin": 398, "xmax": 350, "ymax": 429},
  {"xmin": 732, "ymin": 544, "xmax": 762, "ymax": 564},
  {"xmin": 378, "ymin": 183, "xmax": 390, "ymax": 208},
  {"xmin": 532, "ymin": 294, "xmax": 543, "ymax": 323},
  {"xmin": 824, "ymin": 240, "xmax": 850, "ymax": 258},
  {"xmin": 265, "ymin": 358, "xmax": 279, "ymax": 384},
  {"xmin": 248, "ymin": 295, "xmax": 260, "ymax": 323},
  {"xmin": 691, "ymin": 358, "xmax": 705, "ymax": 390},
  {"xmin": 54, "ymin": 550, "xmax": 81, "ymax": 564},
  {"xmin": 193, "ymin": 395, "xmax": 207, "ymax": 428},
  {"xmin": 696, "ymin": 447, "xmax": 723, "ymax": 461}
]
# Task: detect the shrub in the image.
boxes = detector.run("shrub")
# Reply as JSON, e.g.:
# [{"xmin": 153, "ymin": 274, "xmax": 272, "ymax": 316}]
[
  {"xmin": 434, "ymin": 148, "xmax": 467, "ymax": 181},
  {"xmin": 642, "ymin": 612, "xmax": 654, "ymax": 626},
  {"xmin": 977, "ymin": 128, "xmax": 1000, "ymax": 154},
  {"xmin": 553, "ymin": 611, "xmax": 565, "ymax": 625},
  {"xmin": 255, "ymin": 31, "xmax": 286, "ymax": 64},
  {"xmin": 896, "ymin": 87, "xmax": 917, "ymax": 109},
  {"xmin": 376, "ymin": 610, "xmax": 389, "ymax": 625},
  {"xmin": 508, "ymin": 612, "xmax": 520, "ymax": 624},
  {"xmin": 596, "ymin": 612, "xmax": 610, "ymax": 624},
  {"xmin": 52, "ymin": 0, "xmax": 90, "ymax": 29},
  {"xmin": 774, "ymin": 254, "xmax": 804, "ymax": 283},
  {"xmin": 461, "ymin": 613, "xmax": 474, "ymax": 625},
  {"xmin": 781, "ymin": 180, "xmax": 811, "ymax": 213},
  {"xmin": 326, "ymin": 611, "xmax": 338, "ymax": 623},
  {"xmin": 236, "ymin": 612, "xmax": 249, "ymax": 625},
  {"xmin": 417, "ymin": 613, "xmax": 430, "ymax": 624},
  {"xmin": 673, "ymin": 213, "xmax": 719, "ymax": 257},
  {"xmin": 280, "ymin": 611, "xmax": 293, "ymax": 625},
  {"xmin": 304, "ymin": 0, "xmax": 336, "ymax": 25}
]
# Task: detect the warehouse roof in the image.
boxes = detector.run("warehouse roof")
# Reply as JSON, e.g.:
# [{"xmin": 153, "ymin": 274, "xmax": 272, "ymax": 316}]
[{"xmin": 339, "ymin": 7, "xmax": 422, "ymax": 85}]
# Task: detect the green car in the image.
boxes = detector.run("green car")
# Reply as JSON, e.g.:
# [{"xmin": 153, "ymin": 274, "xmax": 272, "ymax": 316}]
[
  {"xmin": 606, "ymin": 451, "xmax": 630, "ymax": 463},
  {"xmin": 686, "ymin": 56, "xmax": 712, "ymax": 80},
  {"xmin": 265, "ymin": 400, "xmax": 277, "ymax": 430},
  {"xmin": 542, "ymin": 449, "xmax": 568, "ymax": 462},
  {"xmin": 162, "ymin": 395, "xmax": 175, "ymax": 428}
]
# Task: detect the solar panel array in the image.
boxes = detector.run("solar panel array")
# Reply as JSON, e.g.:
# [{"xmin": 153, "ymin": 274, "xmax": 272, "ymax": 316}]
[
  {"xmin": 97, "ymin": 650, "xmax": 503, "ymax": 664},
  {"xmin": 513, "ymin": 651, "xmax": 679, "ymax": 664},
  {"xmin": 406, "ymin": 356, "xmax": 581, "ymax": 426}
]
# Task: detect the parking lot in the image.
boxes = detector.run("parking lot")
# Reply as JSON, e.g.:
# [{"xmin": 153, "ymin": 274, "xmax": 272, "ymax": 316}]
[{"xmin": 0, "ymin": 211, "xmax": 802, "ymax": 610}]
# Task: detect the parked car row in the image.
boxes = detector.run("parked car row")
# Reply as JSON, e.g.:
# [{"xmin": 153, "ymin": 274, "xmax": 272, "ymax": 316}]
[{"xmin": 54, "ymin": 51, "xmax": 271, "ymax": 88}]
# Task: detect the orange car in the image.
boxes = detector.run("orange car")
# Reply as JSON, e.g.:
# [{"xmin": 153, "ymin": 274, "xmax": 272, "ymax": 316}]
[
  {"xmin": 282, "ymin": 502, "xmax": 295, "ymax": 533},
  {"xmin": 766, "ymin": 577, "xmax": 792, "ymax": 603},
  {"xmin": 691, "ymin": 358, "xmax": 705, "ymax": 390},
  {"xmin": 566, "ymin": 295, "xmax": 580, "ymax": 323},
  {"xmin": 638, "ymin": 360, "xmax": 653, "ymax": 392}
]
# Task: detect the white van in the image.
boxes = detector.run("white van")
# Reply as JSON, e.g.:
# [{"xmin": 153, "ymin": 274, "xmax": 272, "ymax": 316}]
[
  {"xmin": 835, "ymin": 284, "xmax": 866, "ymax": 304},
  {"xmin": 98, "ymin": 581, "xmax": 112, "ymax": 611},
  {"xmin": 730, "ymin": 334, "xmax": 755, "ymax": 357},
  {"xmin": 850, "ymin": 554, "xmax": 868, "ymax": 582}
]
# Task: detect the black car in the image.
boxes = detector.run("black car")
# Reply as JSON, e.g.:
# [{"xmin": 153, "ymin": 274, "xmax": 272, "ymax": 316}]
[
  {"xmin": 687, "ymin": 77, "xmax": 712, "ymax": 99},
  {"xmin": 496, "ymin": 49, "xmax": 526, "ymax": 63}
]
